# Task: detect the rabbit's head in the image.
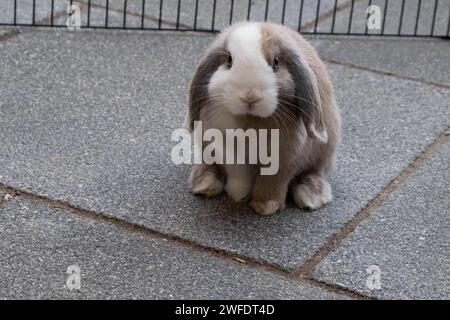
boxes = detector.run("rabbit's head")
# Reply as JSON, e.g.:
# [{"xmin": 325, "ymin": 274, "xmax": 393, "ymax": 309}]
[{"xmin": 186, "ymin": 22, "xmax": 328, "ymax": 143}]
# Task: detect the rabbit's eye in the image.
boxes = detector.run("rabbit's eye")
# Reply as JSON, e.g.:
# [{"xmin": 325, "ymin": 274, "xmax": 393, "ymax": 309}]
[
  {"xmin": 227, "ymin": 54, "xmax": 233, "ymax": 68},
  {"xmin": 272, "ymin": 56, "xmax": 279, "ymax": 70}
]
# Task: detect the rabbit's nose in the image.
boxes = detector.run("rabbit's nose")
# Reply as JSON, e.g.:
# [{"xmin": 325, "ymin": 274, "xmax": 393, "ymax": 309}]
[{"xmin": 240, "ymin": 92, "xmax": 262, "ymax": 105}]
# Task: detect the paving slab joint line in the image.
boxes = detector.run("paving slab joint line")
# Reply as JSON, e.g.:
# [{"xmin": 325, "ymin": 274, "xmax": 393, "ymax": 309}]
[
  {"xmin": 302, "ymin": 277, "xmax": 376, "ymax": 300},
  {"xmin": 324, "ymin": 58, "xmax": 450, "ymax": 90},
  {"xmin": 293, "ymin": 127, "xmax": 450, "ymax": 279},
  {"xmin": 0, "ymin": 182, "xmax": 373, "ymax": 300}
]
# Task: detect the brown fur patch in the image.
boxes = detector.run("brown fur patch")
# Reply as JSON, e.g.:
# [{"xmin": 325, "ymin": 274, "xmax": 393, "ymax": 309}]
[{"xmin": 188, "ymin": 48, "xmax": 228, "ymax": 131}]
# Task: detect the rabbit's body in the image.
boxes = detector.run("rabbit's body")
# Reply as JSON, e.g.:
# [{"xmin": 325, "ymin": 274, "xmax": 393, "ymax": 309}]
[{"xmin": 187, "ymin": 22, "xmax": 341, "ymax": 215}]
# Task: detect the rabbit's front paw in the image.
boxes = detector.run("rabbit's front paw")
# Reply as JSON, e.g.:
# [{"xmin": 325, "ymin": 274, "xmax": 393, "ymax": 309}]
[
  {"xmin": 293, "ymin": 174, "xmax": 332, "ymax": 210},
  {"xmin": 190, "ymin": 166, "xmax": 224, "ymax": 197}
]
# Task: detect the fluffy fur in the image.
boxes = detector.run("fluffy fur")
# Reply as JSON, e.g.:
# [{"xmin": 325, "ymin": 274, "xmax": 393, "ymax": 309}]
[{"xmin": 186, "ymin": 22, "xmax": 341, "ymax": 215}]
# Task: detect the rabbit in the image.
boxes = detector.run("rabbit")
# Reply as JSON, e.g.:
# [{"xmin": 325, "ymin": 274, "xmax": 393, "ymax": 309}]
[{"xmin": 185, "ymin": 22, "xmax": 341, "ymax": 215}]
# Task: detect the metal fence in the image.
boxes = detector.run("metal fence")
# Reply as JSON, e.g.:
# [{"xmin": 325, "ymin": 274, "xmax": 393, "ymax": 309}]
[{"xmin": 1, "ymin": 0, "xmax": 449, "ymax": 37}]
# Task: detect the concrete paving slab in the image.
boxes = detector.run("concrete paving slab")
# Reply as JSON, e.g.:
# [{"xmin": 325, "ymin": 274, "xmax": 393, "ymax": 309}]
[
  {"xmin": 0, "ymin": 30, "xmax": 449, "ymax": 271},
  {"xmin": 314, "ymin": 140, "xmax": 450, "ymax": 299},
  {"xmin": 0, "ymin": 197, "xmax": 345, "ymax": 299},
  {"xmin": 309, "ymin": 37, "xmax": 450, "ymax": 87},
  {"xmin": 316, "ymin": 0, "xmax": 450, "ymax": 36}
]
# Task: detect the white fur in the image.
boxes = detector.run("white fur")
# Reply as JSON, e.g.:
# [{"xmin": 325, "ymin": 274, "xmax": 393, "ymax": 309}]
[
  {"xmin": 200, "ymin": 97, "xmax": 257, "ymax": 202},
  {"xmin": 208, "ymin": 23, "xmax": 278, "ymax": 119},
  {"xmin": 224, "ymin": 164, "xmax": 255, "ymax": 201},
  {"xmin": 293, "ymin": 180, "xmax": 332, "ymax": 210},
  {"xmin": 204, "ymin": 23, "xmax": 281, "ymax": 202}
]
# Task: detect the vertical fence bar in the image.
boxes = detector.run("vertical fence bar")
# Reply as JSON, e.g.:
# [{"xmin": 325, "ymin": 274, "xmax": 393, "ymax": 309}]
[
  {"xmin": 14, "ymin": 0, "xmax": 17, "ymax": 25},
  {"xmin": 447, "ymin": 6, "xmax": 450, "ymax": 37},
  {"xmin": 87, "ymin": 0, "xmax": 91, "ymax": 27},
  {"xmin": 348, "ymin": 0, "xmax": 355, "ymax": 34},
  {"xmin": 229, "ymin": 0, "xmax": 234, "ymax": 25},
  {"xmin": 141, "ymin": 0, "xmax": 145, "ymax": 29},
  {"xmin": 32, "ymin": 0, "xmax": 36, "ymax": 25},
  {"xmin": 365, "ymin": 0, "xmax": 372, "ymax": 35},
  {"xmin": 70, "ymin": 0, "xmax": 73, "ymax": 27},
  {"xmin": 314, "ymin": 0, "xmax": 321, "ymax": 33},
  {"xmin": 105, "ymin": 0, "xmax": 109, "ymax": 27},
  {"xmin": 264, "ymin": 0, "xmax": 269, "ymax": 22},
  {"xmin": 193, "ymin": 0, "xmax": 199, "ymax": 30},
  {"xmin": 381, "ymin": 0, "xmax": 388, "ymax": 35},
  {"xmin": 176, "ymin": 0, "xmax": 181, "ymax": 29},
  {"xmin": 51, "ymin": 0, "xmax": 54, "ymax": 26},
  {"xmin": 158, "ymin": 0, "xmax": 163, "ymax": 29},
  {"xmin": 247, "ymin": 0, "xmax": 252, "ymax": 21},
  {"xmin": 398, "ymin": 0, "xmax": 405, "ymax": 35},
  {"xmin": 331, "ymin": 0, "xmax": 338, "ymax": 33},
  {"xmin": 123, "ymin": 0, "xmax": 127, "ymax": 29},
  {"xmin": 298, "ymin": 0, "xmax": 304, "ymax": 31},
  {"xmin": 414, "ymin": 0, "xmax": 422, "ymax": 36},
  {"xmin": 281, "ymin": 0, "xmax": 287, "ymax": 24},
  {"xmin": 430, "ymin": 0, "xmax": 438, "ymax": 36},
  {"xmin": 211, "ymin": 0, "xmax": 217, "ymax": 31}
]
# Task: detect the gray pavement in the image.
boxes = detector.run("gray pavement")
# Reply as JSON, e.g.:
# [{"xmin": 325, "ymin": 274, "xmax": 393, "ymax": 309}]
[
  {"xmin": 1, "ymin": 198, "xmax": 344, "ymax": 299},
  {"xmin": 1, "ymin": 30, "xmax": 449, "ymax": 273},
  {"xmin": 0, "ymin": 1, "xmax": 449, "ymax": 300},
  {"xmin": 314, "ymin": 140, "xmax": 450, "ymax": 299},
  {"xmin": 310, "ymin": 37, "xmax": 450, "ymax": 87}
]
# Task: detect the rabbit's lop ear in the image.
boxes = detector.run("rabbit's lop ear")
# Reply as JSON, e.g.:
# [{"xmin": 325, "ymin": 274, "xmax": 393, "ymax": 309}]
[
  {"xmin": 281, "ymin": 49, "xmax": 328, "ymax": 143},
  {"xmin": 185, "ymin": 49, "xmax": 226, "ymax": 131}
]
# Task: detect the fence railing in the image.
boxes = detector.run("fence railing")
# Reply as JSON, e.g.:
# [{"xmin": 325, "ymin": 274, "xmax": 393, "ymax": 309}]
[{"xmin": 0, "ymin": 0, "xmax": 449, "ymax": 37}]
